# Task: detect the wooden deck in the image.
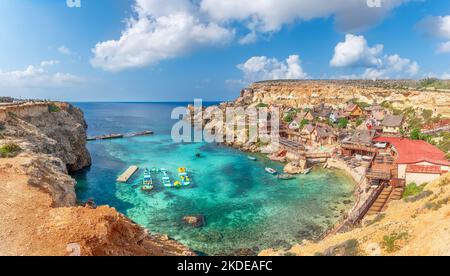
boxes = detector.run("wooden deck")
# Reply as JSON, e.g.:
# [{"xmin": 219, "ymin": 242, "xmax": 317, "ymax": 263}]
[{"xmin": 117, "ymin": 166, "xmax": 139, "ymax": 183}]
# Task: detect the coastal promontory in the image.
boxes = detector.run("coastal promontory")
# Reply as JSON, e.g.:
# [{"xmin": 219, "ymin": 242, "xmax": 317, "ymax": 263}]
[{"xmin": 0, "ymin": 101, "xmax": 194, "ymax": 256}]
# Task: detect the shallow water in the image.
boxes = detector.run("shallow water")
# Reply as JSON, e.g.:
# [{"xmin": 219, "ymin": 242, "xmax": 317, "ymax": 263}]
[{"xmin": 73, "ymin": 102, "xmax": 355, "ymax": 255}]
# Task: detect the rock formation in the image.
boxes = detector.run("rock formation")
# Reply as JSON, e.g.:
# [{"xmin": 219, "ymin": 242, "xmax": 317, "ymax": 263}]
[{"xmin": 0, "ymin": 102, "xmax": 194, "ymax": 256}]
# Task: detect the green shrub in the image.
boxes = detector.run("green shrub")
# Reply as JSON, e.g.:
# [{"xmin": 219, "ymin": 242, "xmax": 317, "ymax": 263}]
[
  {"xmin": 382, "ymin": 232, "xmax": 408, "ymax": 253},
  {"xmin": 256, "ymin": 102, "xmax": 268, "ymax": 108},
  {"xmin": 48, "ymin": 103, "xmax": 61, "ymax": 113},
  {"xmin": 424, "ymin": 197, "xmax": 450, "ymax": 211},
  {"xmin": 300, "ymin": 119, "xmax": 310, "ymax": 128},
  {"xmin": 355, "ymin": 118, "xmax": 363, "ymax": 127},
  {"xmin": 0, "ymin": 143, "xmax": 21, "ymax": 158},
  {"xmin": 283, "ymin": 112, "xmax": 295, "ymax": 123},
  {"xmin": 338, "ymin": 118, "xmax": 348, "ymax": 129},
  {"xmin": 403, "ymin": 183, "xmax": 425, "ymax": 198},
  {"xmin": 404, "ymin": 190, "xmax": 433, "ymax": 203}
]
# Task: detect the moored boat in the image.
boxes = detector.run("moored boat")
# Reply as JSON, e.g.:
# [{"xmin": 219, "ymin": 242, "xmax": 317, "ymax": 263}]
[
  {"xmin": 142, "ymin": 168, "xmax": 154, "ymax": 191},
  {"xmin": 302, "ymin": 168, "xmax": 312, "ymax": 175},
  {"xmin": 178, "ymin": 167, "xmax": 191, "ymax": 187},
  {"xmin": 265, "ymin": 167, "xmax": 278, "ymax": 175},
  {"xmin": 247, "ymin": 156, "xmax": 257, "ymax": 161},
  {"xmin": 277, "ymin": 174, "xmax": 295, "ymax": 180},
  {"xmin": 160, "ymin": 169, "xmax": 173, "ymax": 187}
]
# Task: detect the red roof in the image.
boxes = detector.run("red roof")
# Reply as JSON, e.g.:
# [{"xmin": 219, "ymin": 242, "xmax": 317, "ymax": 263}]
[
  {"xmin": 406, "ymin": 165, "xmax": 445, "ymax": 174},
  {"xmin": 373, "ymin": 137, "xmax": 450, "ymax": 166}
]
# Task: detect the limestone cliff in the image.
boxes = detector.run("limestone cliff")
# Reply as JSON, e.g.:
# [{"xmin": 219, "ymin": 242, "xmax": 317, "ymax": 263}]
[
  {"xmin": 0, "ymin": 102, "xmax": 194, "ymax": 256},
  {"xmin": 237, "ymin": 80, "xmax": 450, "ymax": 117}
]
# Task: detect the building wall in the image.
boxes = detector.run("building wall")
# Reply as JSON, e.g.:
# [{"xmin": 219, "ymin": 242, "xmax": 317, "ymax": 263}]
[
  {"xmin": 383, "ymin": 126, "xmax": 400, "ymax": 133},
  {"xmin": 405, "ymin": 172, "xmax": 441, "ymax": 185}
]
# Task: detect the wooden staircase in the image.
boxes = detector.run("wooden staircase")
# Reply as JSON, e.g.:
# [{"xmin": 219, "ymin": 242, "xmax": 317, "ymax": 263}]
[{"xmin": 367, "ymin": 182, "xmax": 405, "ymax": 216}]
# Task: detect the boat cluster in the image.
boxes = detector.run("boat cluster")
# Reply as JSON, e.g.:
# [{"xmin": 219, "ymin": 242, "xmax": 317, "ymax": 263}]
[{"xmin": 141, "ymin": 167, "xmax": 192, "ymax": 191}]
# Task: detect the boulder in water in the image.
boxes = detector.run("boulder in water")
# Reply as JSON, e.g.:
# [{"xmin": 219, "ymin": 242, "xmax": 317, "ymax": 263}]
[{"xmin": 182, "ymin": 215, "xmax": 205, "ymax": 228}]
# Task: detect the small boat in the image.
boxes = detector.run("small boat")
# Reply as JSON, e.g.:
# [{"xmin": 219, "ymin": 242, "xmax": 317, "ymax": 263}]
[
  {"xmin": 142, "ymin": 168, "xmax": 154, "ymax": 191},
  {"xmin": 247, "ymin": 156, "xmax": 257, "ymax": 161},
  {"xmin": 302, "ymin": 168, "xmax": 312, "ymax": 175},
  {"xmin": 277, "ymin": 174, "xmax": 295, "ymax": 180},
  {"xmin": 160, "ymin": 169, "xmax": 173, "ymax": 187},
  {"xmin": 265, "ymin": 167, "xmax": 278, "ymax": 175},
  {"xmin": 178, "ymin": 167, "xmax": 191, "ymax": 187},
  {"xmin": 195, "ymin": 153, "xmax": 202, "ymax": 158}
]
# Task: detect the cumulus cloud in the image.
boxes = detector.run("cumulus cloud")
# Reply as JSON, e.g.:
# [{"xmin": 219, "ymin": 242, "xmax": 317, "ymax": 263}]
[
  {"xmin": 437, "ymin": 41, "xmax": 450, "ymax": 54},
  {"xmin": 234, "ymin": 55, "xmax": 309, "ymax": 84},
  {"xmin": 91, "ymin": 0, "xmax": 411, "ymax": 71},
  {"xmin": 417, "ymin": 15, "xmax": 450, "ymax": 39},
  {"xmin": 91, "ymin": 0, "xmax": 234, "ymax": 72},
  {"xmin": 201, "ymin": 0, "xmax": 409, "ymax": 34},
  {"xmin": 417, "ymin": 15, "xmax": 450, "ymax": 54},
  {"xmin": 330, "ymin": 34, "xmax": 383, "ymax": 68},
  {"xmin": 58, "ymin": 46, "xmax": 72, "ymax": 55},
  {"xmin": 0, "ymin": 62, "xmax": 82, "ymax": 88},
  {"xmin": 331, "ymin": 34, "xmax": 419, "ymax": 80}
]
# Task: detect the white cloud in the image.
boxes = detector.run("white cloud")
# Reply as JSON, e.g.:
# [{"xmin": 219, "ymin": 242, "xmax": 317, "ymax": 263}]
[
  {"xmin": 91, "ymin": 0, "xmax": 234, "ymax": 72},
  {"xmin": 201, "ymin": 0, "xmax": 410, "ymax": 33},
  {"xmin": 360, "ymin": 55, "xmax": 419, "ymax": 80},
  {"xmin": 330, "ymin": 34, "xmax": 419, "ymax": 80},
  {"xmin": 0, "ymin": 62, "xmax": 83, "ymax": 88},
  {"xmin": 417, "ymin": 15, "xmax": 450, "ymax": 54},
  {"xmin": 40, "ymin": 60, "xmax": 60, "ymax": 67},
  {"xmin": 58, "ymin": 46, "xmax": 72, "ymax": 55},
  {"xmin": 437, "ymin": 41, "xmax": 450, "ymax": 54},
  {"xmin": 91, "ymin": 0, "xmax": 411, "ymax": 71},
  {"xmin": 330, "ymin": 34, "xmax": 383, "ymax": 68},
  {"xmin": 234, "ymin": 55, "xmax": 308, "ymax": 84},
  {"xmin": 418, "ymin": 15, "xmax": 450, "ymax": 40}
]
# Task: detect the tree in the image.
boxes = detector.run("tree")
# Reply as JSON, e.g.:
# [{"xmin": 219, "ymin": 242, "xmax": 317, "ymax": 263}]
[
  {"xmin": 355, "ymin": 118, "xmax": 364, "ymax": 127},
  {"xmin": 338, "ymin": 118, "xmax": 349, "ymax": 129},
  {"xmin": 300, "ymin": 119, "xmax": 310, "ymax": 128}
]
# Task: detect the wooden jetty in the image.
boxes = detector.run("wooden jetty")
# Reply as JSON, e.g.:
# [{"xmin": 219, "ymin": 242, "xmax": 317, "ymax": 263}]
[
  {"xmin": 87, "ymin": 130, "xmax": 154, "ymax": 141},
  {"xmin": 117, "ymin": 166, "xmax": 139, "ymax": 183}
]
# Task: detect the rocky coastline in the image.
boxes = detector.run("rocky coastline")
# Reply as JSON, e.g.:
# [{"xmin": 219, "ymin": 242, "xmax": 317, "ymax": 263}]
[{"xmin": 0, "ymin": 101, "xmax": 194, "ymax": 256}]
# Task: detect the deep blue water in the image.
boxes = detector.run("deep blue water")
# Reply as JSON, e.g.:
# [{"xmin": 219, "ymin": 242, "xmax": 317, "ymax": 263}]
[{"xmin": 73, "ymin": 102, "xmax": 355, "ymax": 255}]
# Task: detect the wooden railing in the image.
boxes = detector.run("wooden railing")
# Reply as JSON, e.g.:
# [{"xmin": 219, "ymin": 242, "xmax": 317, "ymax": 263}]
[{"xmin": 348, "ymin": 183, "xmax": 385, "ymax": 224}]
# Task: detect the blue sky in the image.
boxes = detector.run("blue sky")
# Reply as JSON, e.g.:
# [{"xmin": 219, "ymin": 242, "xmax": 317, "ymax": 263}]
[{"xmin": 0, "ymin": 0, "xmax": 449, "ymax": 101}]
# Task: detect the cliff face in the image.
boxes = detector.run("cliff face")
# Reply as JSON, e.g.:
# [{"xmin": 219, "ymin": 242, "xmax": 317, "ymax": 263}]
[
  {"xmin": 237, "ymin": 81, "xmax": 450, "ymax": 117},
  {"xmin": 0, "ymin": 102, "xmax": 194, "ymax": 256}
]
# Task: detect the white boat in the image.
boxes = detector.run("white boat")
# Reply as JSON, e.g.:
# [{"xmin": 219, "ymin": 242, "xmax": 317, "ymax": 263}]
[
  {"xmin": 302, "ymin": 168, "xmax": 312, "ymax": 175},
  {"xmin": 142, "ymin": 168, "xmax": 154, "ymax": 191},
  {"xmin": 265, "ymin": 167, "xmax": 278, "ymax": 175},
  {"xmin": 248, "ymin": 156, "xmax": 257, "ymax": 161}
]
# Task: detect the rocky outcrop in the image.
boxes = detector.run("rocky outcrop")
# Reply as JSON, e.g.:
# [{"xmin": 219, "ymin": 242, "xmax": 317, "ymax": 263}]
[
  {"xmin": 240, "ymin": 80, "xmax": 450, "ymax": 117},
  {"xmin": 0, "ymin": 102, "xmax": 194, "ymax": 256}
]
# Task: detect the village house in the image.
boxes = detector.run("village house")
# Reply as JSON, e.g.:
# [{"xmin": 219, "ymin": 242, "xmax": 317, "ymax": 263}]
[
  {"xmin": 311, "ymin": 103, "xmax": 333, "ymax": 121},
  {"xmin": 288, "ymin": 111, "xmax": 313, "ymax": 130},
  {"xmin": 366, "ymin": 104, "xmax": 387, "ymax": 122},
  {"xmin": 329, "ymin": 110, "xmax": 349, "ymax": 124},
  {"xmin": 341, "ymin": 129, "xmax": 378, "ymax": 157},
  {"xmin": 300, "ymin": 124, "xmax": 316, "ymax": 145},
  {"xmin": 381, "ymin": 114, "xmax": 404, "ymax": 135},
  {"xmin": 311, "ymin": 124, "xmax": 337, "ymax": 146},
  {"xmin": 374, "ymin": 137, "xmax": 450, "ymax": 185},
  {"xmin": 345, "ymin": 103, "xmax": 364, "ymax": 119}
]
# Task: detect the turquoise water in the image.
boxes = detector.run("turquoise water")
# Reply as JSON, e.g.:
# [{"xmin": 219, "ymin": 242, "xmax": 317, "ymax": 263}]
[{"xmin": 73, "ymin": 103, "xmax": 355, "ymax": 255}]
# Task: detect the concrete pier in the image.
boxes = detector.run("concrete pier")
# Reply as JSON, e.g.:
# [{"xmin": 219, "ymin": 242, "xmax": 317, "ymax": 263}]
[
  {"xmin": 117, "ymin": 166, "xmax": 139, "ymax": 183},
  {"xmin": 88, "ymin": 130, "xmax": 153, "ymax": 141}
]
